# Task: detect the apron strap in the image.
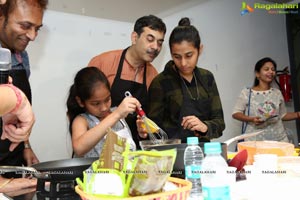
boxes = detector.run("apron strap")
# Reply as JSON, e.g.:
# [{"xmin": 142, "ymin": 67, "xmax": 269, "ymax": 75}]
[{"xmin": 115, "ymin": 47, "xmax": 129, "ymax": 80}]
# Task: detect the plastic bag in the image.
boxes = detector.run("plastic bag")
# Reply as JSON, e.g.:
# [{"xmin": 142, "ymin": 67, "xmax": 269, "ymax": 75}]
[{"xmin": 123, "ymin": 149, "xmax": 177, "ymax": 196}]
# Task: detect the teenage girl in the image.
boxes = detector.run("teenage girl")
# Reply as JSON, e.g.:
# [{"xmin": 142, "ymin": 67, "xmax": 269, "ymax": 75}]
[
  {"xmin": 143, "ymin": 17, "xmax": 225, "ymax": 143},
  {"xmin": 66, "ymin": 67, "xmax": 140, "ymax": 157}
]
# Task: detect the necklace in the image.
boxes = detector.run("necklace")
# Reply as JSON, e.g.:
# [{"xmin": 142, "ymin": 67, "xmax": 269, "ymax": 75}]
[{"xmin": 180, "ymin": 72, "xmax": 200, "ymax": 100}]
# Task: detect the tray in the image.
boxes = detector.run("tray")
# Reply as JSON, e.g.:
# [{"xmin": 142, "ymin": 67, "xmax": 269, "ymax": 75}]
[{"xmin": 75, "ymin": 177, "xmax": 192, "ymax": 200}]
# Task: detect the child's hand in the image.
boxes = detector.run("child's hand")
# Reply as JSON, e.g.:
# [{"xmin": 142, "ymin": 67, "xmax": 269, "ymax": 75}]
[
  {"xmin": 116, "ymin": 97, "xmax": 141, "ymax": 118},
  {"xmin": 136, "ymin": 116, "xmax": 148, "ymax": 138}
]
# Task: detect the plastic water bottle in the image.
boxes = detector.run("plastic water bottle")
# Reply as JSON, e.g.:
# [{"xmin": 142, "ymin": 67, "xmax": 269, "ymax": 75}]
[
  {"xmin": 0, "ymin": 48, "xmax": 12, "ymax": 84},
  {"xmin": 184, "ymin": 137, "xmax": 204, "ymax": 199},
  {"xmin": 201, "ymin": 142, "xmax": 230, "ymax": 200}
]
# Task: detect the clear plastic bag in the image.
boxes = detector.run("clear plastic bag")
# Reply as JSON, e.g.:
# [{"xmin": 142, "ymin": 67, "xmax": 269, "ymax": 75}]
[{"xmin": 123, "ymin": 149, "xmax": 177, "ymax": 196}]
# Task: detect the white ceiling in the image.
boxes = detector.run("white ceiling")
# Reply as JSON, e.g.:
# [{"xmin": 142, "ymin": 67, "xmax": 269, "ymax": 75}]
[{"xmin": 47, "ymin": 0, "xmax": 205, "ymax": 22}]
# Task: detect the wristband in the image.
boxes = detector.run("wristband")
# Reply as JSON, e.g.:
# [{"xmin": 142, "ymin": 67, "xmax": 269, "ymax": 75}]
[{"xmin": 0, "ymin": 84, "xmax": 22, "ymax": 113}]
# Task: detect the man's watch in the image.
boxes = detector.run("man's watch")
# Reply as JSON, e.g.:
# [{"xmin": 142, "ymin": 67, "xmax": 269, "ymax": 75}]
[{"xmin": 24, "ymin": 143, "xmax": 31, "ymax": 149}]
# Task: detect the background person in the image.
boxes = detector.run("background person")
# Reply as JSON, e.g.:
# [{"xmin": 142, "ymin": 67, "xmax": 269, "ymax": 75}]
[
  {"xmin": 144, "ymin": 17, "xmax": 225, "ymax": 143},
  {"xmin": 232, "ymin": 57, "xmax": 300, "ymax": 141},
  {"xmin": 88, "ymin": 15, "xmax": 166, "ymax": 148},
  {"xmin": 0, "ymin": 0, "xmax": 48, "ymax": 187},
  {"xmin": 0, "ymin": 0, "xmax": 48, "ymax": 172},
  {"xmin": 67, "ymin": 67, "xmax": 140, "ymax": 157}
]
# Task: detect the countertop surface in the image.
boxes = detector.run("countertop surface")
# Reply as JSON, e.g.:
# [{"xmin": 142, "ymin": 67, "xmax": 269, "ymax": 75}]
[
  {"xmin": 2, "ymin": 177, "xmax": 300, "ymax": 200},
  {"xmin": 231, "ymin": 177, "xmax": 300, "ymax": 200}
]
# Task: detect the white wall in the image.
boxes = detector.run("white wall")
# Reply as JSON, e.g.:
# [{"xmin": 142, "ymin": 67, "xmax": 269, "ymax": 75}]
[
  {"xmin": 27, "ymin": 0, "xmax": 296, "ymax": 161},
  {"xmin": 27, "ymin": 11, "xmax": 133, "ymax": 161},
  {"xmin": 153, "ymin": 0, "xmax": 295, "ymax": 150}
]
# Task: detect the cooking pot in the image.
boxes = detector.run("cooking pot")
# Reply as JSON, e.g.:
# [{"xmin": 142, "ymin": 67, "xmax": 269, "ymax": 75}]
[
  {"xmin": 142, "ymin": 142, "xmax": 228, "ymax": 178},
  {"xmin": 0, "ymin": 157, "xmax": 97, "ymax": 181}
]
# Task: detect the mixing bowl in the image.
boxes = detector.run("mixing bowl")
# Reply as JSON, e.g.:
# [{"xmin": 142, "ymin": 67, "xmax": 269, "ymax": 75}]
[{"xmin": 139, "ymin": 139, "xmax": 182, "ymax": 150}]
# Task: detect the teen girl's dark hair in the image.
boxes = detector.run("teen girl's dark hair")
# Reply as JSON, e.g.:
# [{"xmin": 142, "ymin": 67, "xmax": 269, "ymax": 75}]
[
  {"xmin": 253, "ymin": 57, "xmax": 277, "ymax": 86},
  {"xmin": 169, "ymin": 17, "xmax": 201, "ymax": 50},
  {"xmin": 66, "ymin": 67, "xmax": 110, "ymax": 134}
]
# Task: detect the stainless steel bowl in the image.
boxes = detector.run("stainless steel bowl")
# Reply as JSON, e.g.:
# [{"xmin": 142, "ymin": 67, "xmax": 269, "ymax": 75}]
[{"xmin": 139, "ymin": 139, "xmax": 181, "ymax": 150}]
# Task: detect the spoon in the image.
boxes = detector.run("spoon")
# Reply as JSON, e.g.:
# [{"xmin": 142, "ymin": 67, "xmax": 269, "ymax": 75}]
[{"xmin": 224, "ymin": 130, "xmax": 264, "ymax": 146}]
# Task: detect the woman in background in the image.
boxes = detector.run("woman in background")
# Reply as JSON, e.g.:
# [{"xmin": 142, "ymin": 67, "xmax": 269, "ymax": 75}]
[
  {"xmin": 66, "ymin": 67, "xmax": 140, "ymax": 157},
  {"xmin": 232, "ymin": 57, "xmax": 300, "ymax": 141},
  {"xmin": 143, "ymin": 17, "xmax": 225, "ymax": 143}
]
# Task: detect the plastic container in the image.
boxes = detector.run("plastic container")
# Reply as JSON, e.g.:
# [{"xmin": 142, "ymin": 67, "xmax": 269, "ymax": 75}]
[
  {"xmin": 184, "ymin": 137, "xmax": 203, "ymax": 199},
  {"xmin": 237, "ymin": 140, "xmax": 294, "ymax": 165},
  {"xmin": 201, "ymin": 142, "xmax": 230, "ymax": 200},
  {"xmin": 0, "ymin": 48, "xmax": 11, "ymax": 84},
  {"xmin": 75, "ymin": 177, "xmax": 192, "ymax": 200}
]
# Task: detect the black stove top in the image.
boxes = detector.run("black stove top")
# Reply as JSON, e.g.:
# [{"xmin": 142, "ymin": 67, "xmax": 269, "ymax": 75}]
[
  {"xmin": 6, "ymin": 179, "xmax": 81, "ymax": 200},
  {"xmin": 9, "ymin": 191, "xmax": 81, "ymax": 200}
]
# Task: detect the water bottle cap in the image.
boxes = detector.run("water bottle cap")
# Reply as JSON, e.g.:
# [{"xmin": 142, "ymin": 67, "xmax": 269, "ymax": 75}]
[
  {"xmin": 204, "ymin": 142, "xmax": 221, "ymax": 154},
  {"xmin": 187, "ymin": 137, "xmax": 199, "ymax": 145}
]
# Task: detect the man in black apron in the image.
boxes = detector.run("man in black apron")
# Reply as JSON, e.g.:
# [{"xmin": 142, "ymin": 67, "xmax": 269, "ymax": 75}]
[
  {"xmin": 88, "ymin": 15, "xmax": 166, "ymax": 149},
  {"xmin": 110, "ymin": 48, "xmax": 149, "ymax": 149},
  {"xmin": 0, "ymin": 0, "xmax": 48, "ymax": 183}
]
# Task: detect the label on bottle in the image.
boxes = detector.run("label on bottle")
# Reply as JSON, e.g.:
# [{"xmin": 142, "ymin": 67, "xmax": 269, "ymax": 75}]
[
  {"xmin": 202, "ymin": 185, "xmax": 230, "ymax": 200},
  {"xmin": 185, "ymin": 165, "xmax": 201, "ymax": 179}
]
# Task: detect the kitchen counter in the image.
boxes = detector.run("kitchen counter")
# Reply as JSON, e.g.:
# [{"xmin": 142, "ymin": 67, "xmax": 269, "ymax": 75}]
[
  {"xmin": 3, "ymin": 177, "xmax": 300, "ymax": 200},
  {"xmin": 3, "ymin": 162, "xmax": 300, "ymax": 200}
]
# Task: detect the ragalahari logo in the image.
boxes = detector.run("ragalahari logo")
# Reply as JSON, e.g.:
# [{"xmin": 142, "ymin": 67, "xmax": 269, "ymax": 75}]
[{"xmin": 241, "ymin": 2, "xmax": 254, "ymax": 16}]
